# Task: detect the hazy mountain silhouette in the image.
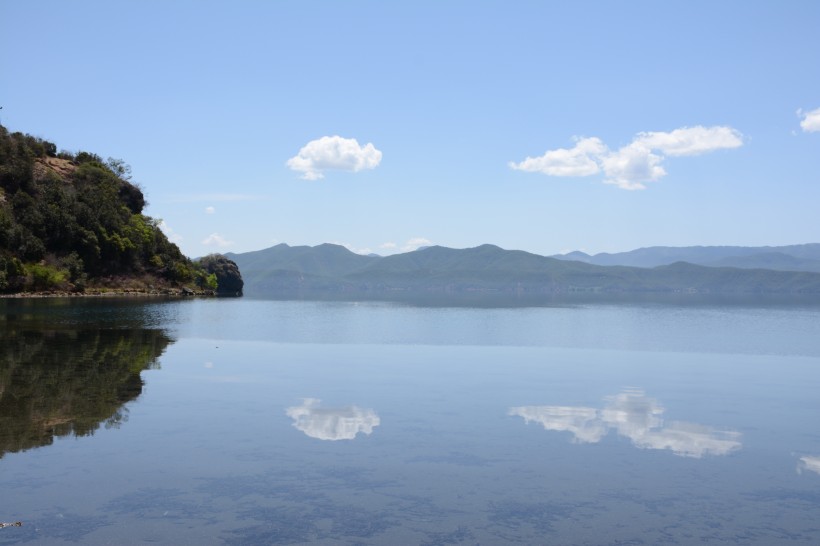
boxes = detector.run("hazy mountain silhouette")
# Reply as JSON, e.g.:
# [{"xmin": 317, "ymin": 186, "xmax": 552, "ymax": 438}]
[
  {"xmin": 552, "ymin": 244, "xmax": 820, "ymax": 272},
  {"xmin": 229, "ymin": 243, "xmax": 820, "ymax": 297}
]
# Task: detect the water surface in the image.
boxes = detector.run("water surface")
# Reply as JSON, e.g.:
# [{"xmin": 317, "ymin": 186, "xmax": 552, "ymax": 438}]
[{"xmin": 1, "ymin": 297, "xmax": 819, "ymax": 544}]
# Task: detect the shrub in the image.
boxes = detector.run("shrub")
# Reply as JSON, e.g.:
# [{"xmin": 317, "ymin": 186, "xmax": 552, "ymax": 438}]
[{"xmin": 26, "ymin": 262, "xmax": 68, "ymax": 291}]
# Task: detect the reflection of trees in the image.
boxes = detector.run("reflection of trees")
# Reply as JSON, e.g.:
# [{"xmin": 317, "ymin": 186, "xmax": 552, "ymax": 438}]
[
  {"xmin": 509, "ymin": 389, "xmax": 741, "ymax": 458},
  {"xmin": 286, "ymin": 399, "xmax": 380, "ymax": 441},
  {"xmin": 0, "ymin": 327, "xmax": 173, "ymax": 458}
]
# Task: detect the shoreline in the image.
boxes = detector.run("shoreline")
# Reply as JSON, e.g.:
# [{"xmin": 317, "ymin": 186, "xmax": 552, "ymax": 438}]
[{"xmin": 0, "ymin": 288, "xmax": 216, "ymax": 299}]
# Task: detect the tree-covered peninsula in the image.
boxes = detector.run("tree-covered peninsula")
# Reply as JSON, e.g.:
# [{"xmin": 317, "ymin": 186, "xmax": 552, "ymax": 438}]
[{"xmin": 0, "ymin": 124, "xmax": 242, "ymax": 295}]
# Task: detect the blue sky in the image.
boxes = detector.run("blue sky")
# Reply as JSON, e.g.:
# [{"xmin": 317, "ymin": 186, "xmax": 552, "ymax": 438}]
[{"xmin": 2, "ymin": 1, "xmax": 819, "ymax": 257}]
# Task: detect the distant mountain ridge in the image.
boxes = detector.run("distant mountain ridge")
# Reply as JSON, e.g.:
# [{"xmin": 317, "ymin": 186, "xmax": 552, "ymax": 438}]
[
  {"xmin": 228, "ymin": 243, "xmax": 820, "ymax": 297},
  {"xmin": 552, "ymin": 244, "xmax": 820, "ymax": 272},
  {"xmin": 224, "ymin": 243, "xmax": 376, "ymax": 293}
]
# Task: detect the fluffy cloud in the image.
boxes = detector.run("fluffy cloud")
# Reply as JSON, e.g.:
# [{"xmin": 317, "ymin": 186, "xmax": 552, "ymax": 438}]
[
  {"xmin": 509, "ymin": 405, "xmax": 608, "ymax": 444},
  {"xmin": 511, "ymin": 125, "xmax": 743, "ymax": 190},
  {"xmin": 633, "ymin": 126, "xmax": 743, "ymax": 156},
  {"xmin": 509, "ymin": 137, "xmax": 605, "ymax": 176},
  {"xmin": 201, "ymin": 233, "xmax": 233, "ymax": 247},
  {"xmin": 286, "ymin": 135, "xmax": 382, "ymax": 180},
  {"xmin": 797, "ymin": 455, "xmax": 820, "ymax": 475},
  {"xmin": 286, "ymin": 398, "xmax": 380, "ymax": 441},
  {"xmin": 799, "ymin": 108, "xmax": 820, "ymax": 133},
  {"xmin": 323, "ymin": 239, "xmax": 433, "ymax": 257},
  {"xmin": 633, "ymin": 421, "xmax": 742, "ymax": 459},
  {"xmin": 402, "ymin": 237, "xmax": 432, "ymax": 252},
  {"xmin": 158, "ymin": 221, "xmax": 182, "ymax": 244},
  {"xmin": 377, "ymin": 239, "xmax": 431, "ymax": 254},
  {"xmin": 600, "ymin": 143, "xmax": 666, "ymax": 190},
  {"xmin": 509, "ymin": 389, "xmax": 741, "ymax": 458},
  {"xmin": 333, "ymin": 241, "xmax": 373, "ymax": 255}
]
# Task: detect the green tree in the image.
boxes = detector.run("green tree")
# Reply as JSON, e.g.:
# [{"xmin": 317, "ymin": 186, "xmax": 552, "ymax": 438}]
[{"xmin": 0, "ymin": 123, "xmax": 231, "ymax": 293}]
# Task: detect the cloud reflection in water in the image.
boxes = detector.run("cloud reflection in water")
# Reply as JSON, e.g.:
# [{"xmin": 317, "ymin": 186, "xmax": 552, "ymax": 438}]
[
  {"xmin": 797, "ymin": 455, "xmax": 820, "ymax": 475},
  {"xmin": 286, "ymin": 398, "xmax": 380, "ymax": 441},
  {"xmin": 509, "ymin": 389, "xmax": 741, "ymax": 458}
]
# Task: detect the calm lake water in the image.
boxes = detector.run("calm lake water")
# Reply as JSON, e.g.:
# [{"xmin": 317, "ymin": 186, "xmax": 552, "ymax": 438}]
[{"xmin": 2, "ymin": 296, "xmax": 820, "ymax": 545}]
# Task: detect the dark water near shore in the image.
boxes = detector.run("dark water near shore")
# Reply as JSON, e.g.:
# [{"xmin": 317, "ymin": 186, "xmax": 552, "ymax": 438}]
[{"xmin": 1, "ymin": 297, "xmax": 820, "ymax": 545}]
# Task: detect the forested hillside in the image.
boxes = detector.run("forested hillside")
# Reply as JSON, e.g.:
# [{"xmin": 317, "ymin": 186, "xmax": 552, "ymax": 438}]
[{"xmin": 0, "ymin": 125, "xmax": 241, "ymax": 295}]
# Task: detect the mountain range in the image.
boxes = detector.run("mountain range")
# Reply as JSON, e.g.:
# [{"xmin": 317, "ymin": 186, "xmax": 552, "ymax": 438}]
[
  {"xmin": 552, "ymin": 244, "xmax": 820, "ymax": 272},
  {"xmin": 227, "ymin": 243, "xmax": 820, "ymax": 297}
]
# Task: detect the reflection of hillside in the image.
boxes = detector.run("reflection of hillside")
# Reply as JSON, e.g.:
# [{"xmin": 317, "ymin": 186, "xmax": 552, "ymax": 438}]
[
  {"xmin": 286, "ymin": 399, "xmax": 380, "ymax": 441},
  {"xmin": 509, "ymin": 389, "xmax": 741, "ymax": 458},
  {"xmin": 0, "ymin": 327, "xmax": 173, "ymax": 458}
]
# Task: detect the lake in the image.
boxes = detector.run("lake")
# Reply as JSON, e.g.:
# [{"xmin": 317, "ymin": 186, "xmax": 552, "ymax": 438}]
[{"xmin": 2, "ymin": 296, "xmax": 820, "ymax": 545}]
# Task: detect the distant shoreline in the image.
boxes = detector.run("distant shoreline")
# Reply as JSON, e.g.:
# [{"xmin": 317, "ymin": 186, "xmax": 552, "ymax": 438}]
[{"xmin": 0, "ymin": 288, "xmax": 214, "ymax": 299}]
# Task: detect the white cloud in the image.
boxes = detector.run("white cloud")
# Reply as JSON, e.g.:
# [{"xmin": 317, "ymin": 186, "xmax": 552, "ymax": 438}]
[
  {"xmin": 286, "ymin": 398, "xmax": 380, "ymax": 441},
  {"xmin": 633, "ymin": 126, "xmax": 743, "ymax": 156},
  {"xmin": 797, "ymin": 455, "xmax": 820, "ymax": 475},
  {"xmin": 799, "ymin": 108, "xmax": 820, "ymax": 133},
  {"xmin": 201, "ymin": 233, "xmax": 233, "ymax": 247},
  {"xmin": 600, "ymin": 143, "xmax": 666, "ymax": 190},
  {"xmin": 599, "ymin": 390, "xmax": 665, "ymax": 439},
  {"xmin": 332, "ymin": 241, "xmax": 373, "ymax": 255},
  {"xmin": 402, "ymin": 237, "xmax": 432, "ymax": 252},
  {"xmin": 380, "ymin": 242, "xmax": 398, "ymax": 250},
  {"xmin": 509, "ymin": 405, "xmax": 608, "ymax": 443},
  {"xmin": 158, "ymin": 220, "xmax": 183, "ymax": 244},
  {"xmin": 509, "ymin": 137, "xmax": 605, "ymax": 176},
  {"xmin": 286, "ymin": 135, "xmax": 382, "ymax": 180},
  {"xmin": 634, "ymin": 421, "xmax": 742, "ymax": 459},
  {"xmin": 511, "ymin": 125, "xmax": 743, "ymax": 190},
  {"xmin": 510, "ymin": 389, "xmax": 741, "ymax": 458},
  {"xmin": 205, "ymin": 206, "xmax": 215, "ymax": 214}
]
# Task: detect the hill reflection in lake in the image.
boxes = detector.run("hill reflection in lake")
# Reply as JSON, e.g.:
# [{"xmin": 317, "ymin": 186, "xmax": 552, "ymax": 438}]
[
  {"xmin": 1, "ymin": 297, "xmax": 819, "ymax": 545},
  {"xmin": 0, "ymin": 319, "xmax": 173, "ymax": 458}
]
